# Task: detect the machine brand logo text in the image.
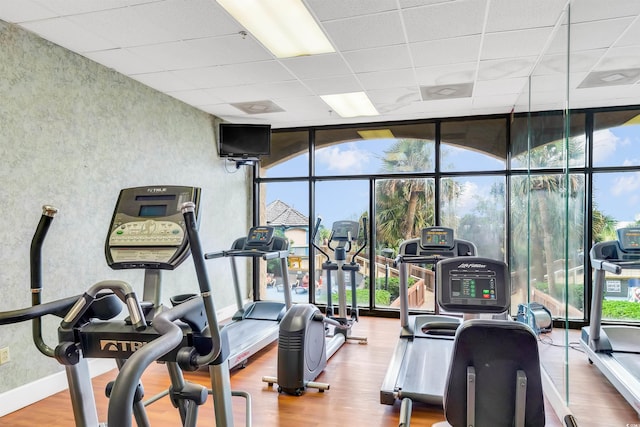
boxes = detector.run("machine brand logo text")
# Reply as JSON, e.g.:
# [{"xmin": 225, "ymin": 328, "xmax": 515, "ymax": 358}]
[
  {"xmin": 457, "ymin": 263, "xmax": 487, "ymax": 269},
  {"xmin": 100, "ymin": 339, "xmax": 148, "ymax": 352},
  {"xmin": 147, "ymin": 187, "xmax": 167, "ymax": 193}
]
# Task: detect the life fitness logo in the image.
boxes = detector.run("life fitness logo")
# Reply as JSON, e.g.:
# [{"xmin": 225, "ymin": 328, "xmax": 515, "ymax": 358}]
[
  {"xmin": 457, "ymin": 262, "xmax": 487, "ymax": 269},
  {"xmin": 147, "ymin": 187, "xmax": 167, "ymax": 193},
  {"xmin": 100, "ymin": 340, "xmax": 147, "ymax": 353}
]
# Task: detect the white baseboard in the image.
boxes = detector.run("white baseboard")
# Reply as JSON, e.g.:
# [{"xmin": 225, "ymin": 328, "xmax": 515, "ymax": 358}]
[{"xmin": 0, "ymin": 359, "xmax": 116, "ymax": 417}]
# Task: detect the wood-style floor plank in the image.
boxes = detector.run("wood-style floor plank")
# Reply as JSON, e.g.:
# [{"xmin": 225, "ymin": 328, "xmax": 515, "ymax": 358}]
[{"xmin": 0, "ymin": 317, "xmax": 629, "ymax": 426}]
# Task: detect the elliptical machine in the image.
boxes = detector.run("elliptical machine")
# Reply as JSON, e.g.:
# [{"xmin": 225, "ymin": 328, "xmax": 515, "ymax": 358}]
[
  {"xmin": 1, "ymin": 186, "xmax": 252, "ymax": 427},
  {"xmin": 262, "ymin": 217, "xmax": 368, "ymax": 396}
]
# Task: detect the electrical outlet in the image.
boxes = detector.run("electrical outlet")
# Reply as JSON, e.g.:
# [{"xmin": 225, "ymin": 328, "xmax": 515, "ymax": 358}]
[{"xmin": 0, "ymin": 347, "xmax": 10, "ymax": 365}]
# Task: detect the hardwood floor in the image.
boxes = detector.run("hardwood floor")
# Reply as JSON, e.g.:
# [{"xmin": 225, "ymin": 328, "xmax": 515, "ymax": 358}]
[
  {"xmin": 538, "ymin": 329, "xmax": 639, "ymax": 427},
  {"xmin": 0, "ymin": 317, "xmax": 632, "ymax": 426}
]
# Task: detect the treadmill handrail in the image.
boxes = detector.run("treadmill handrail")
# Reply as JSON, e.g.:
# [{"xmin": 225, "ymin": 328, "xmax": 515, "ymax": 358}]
[
  {"xmin": 396, "ymin": 254, "xmax": 449, "ymax": 265},
  {"xmin": 205, "ymin": 248, "xmax": 289, "ymax": 260},
  {"xmin": 591, "ymin": 259, "xmax": 632, "ymax": 274}
]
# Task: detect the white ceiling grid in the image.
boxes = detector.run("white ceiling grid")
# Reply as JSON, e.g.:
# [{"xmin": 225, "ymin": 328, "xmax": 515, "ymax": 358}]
[{"xmin": 1, "ymin": 0, "xmax": 640, "ymax": 128}]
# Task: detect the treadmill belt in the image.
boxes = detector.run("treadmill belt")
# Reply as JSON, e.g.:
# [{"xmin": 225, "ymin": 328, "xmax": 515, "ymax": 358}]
[
  {"xmin": 399, "ymin": 338, "xmax": 453, "ymax": 401},
  {"xmin": 612, "ymin": 353, "xmax": 640, "ymax": 379}
]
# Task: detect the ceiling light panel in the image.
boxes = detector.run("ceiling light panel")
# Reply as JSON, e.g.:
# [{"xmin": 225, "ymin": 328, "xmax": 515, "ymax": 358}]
[
  {"xmin": 216, "ymin": 0, "xmax": 334, "ymax": 58},
  {"xmin": 321, "ymin": 92, "xmax": 379, "ymax": 117}
]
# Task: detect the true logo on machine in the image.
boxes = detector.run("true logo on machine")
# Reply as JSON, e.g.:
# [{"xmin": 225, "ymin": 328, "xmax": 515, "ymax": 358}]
[
  {"xmin": 146, "ymin": 187, "xmax": 167, "ymax": 193},
  {"xmin": 100, "ymin": 339, "xmax": 147, "ymax": 352}
]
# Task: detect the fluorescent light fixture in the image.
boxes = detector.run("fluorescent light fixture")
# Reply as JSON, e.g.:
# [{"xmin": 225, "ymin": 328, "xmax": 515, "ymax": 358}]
[
  {"xmin": 216, "ymin": 0, "xmax": 334, "ymax": 58},
  {"xmin": 357, "ymin": 129, "xmax": 395, "ymax": 139},
  {"xmin": 321, "ymin": 92, "xmax": 379, "ymax": 118}
]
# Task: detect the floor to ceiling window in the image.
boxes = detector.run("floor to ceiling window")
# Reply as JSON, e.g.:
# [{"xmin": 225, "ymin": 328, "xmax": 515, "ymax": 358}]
[
  {"xmin": 591, "ymin": 108, "xmax": 640, "ymax": 322},
  {"xmin": 255, "ymin": 106, "xmax": 640, "ymax": 325}
]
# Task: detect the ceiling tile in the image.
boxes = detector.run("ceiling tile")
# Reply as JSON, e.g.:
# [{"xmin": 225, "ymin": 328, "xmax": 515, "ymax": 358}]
[
  {"xmin": 474, "ymin": 77, "xmax": 528, "ymax": 96},
  {"xmin": 342, "ymin": 45, "xmax": 412, "ymax": 73},
  {"xmin": 594, "ymin": 46, "xmax": 640, "ymax": 70},
  {"xmin": 570, "ymin": 18, "xmax": 636, "ymax": 52},
  {"xmin": 131, "ymin": 71, "xmax": 197, "ymax": 92},
  {"xmin": 570, "ymin": 0, "xmax": 640, "ymax": 23},
  {"xmin": 402, "ymin": 0, "xmax": 487, "ymax": 42},
  {"xmin": 308, "ymin": 0, "xmax": 398, "ymax": 21},
  {"xmin": 481, "ymin": 28, "xmax": 554, "ymax": 60},
  {"xmin": 65, "ymin": 7, "xmax": 177, "ymax": 48},
  {"xmin": 616, "ymin": 18, "xmax": 640, "ymax": 48},
  {"xmin": 168, "ymin": 88, "xmax": 226, "ymax": 106},
  {"xmin": 128, "ymin": 41, "xmax": 210, "ymax": 71},
  {"xmin": 0, "ymin": 0, "xmax": 58, "ymax": 22},
  {"xmin": 185, "ymin": 35, "xmax": 273, "ymax": 66},
  {"xmin": 477, "ymin": 57, "xmax": 536, "ymax": 80},
  {"xmin": 358, "ymin": 69, "xmax": 417, "ymax": 90},
  {"xmin": 322, "ymin": 11, "xmax": 405, "ymax": 51},
  {"xmin": 485, "ymin": 0, "xmax": 567, "ymax": 33},
  {"xmin": 410, "ymin": 36, "xmax": 481, "ymax": 68},
  {"xmin": 20, "ymin": 17, "xmax": 117, "ymax": 52},
  {"xmin": 129, "ymin": 0, "xmax": 241, "ymax": 40},
  {"xmin": 206, "ymin": 81, "xmax": 312, "ymax": 103},
  {"xmin": 280, "ymin": 54, "xmax": 352, "ymax": 80},
  {"xmin": 84, "ymin": 48, "xmax": 165, "ymax": 75},
  {"xmin": 414, "ymin": 63, "xmax": 477, "ymax": 85},
  {"xmin": 303, "ymin": 75, "xmax": 362, "ymax": 95},
  {"xmin": 33, "ymin": 0, "xmax": 153, "ymax": 16}
]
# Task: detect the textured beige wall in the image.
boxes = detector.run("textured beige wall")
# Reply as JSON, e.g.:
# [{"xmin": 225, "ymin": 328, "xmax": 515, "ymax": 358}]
[{"xmin": 0, "ymin": 21, "xmax": 252, "ymax": 393}]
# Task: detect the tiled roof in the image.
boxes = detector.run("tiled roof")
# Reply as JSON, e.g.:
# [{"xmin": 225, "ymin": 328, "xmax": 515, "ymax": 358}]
[{"xmin": 266, "ymin": 200, "xmax": 308, "ymax": 227}]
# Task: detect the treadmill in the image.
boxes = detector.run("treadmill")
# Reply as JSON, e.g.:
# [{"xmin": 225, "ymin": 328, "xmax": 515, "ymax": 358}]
[
  {"xmin": 380, "ymin": 227, "xmax": 477, "ymax": 406},
  {"xmin": 205, "ymin": 226, "xmax": 292, "ymax": 369},
  {"xmin": 581, "ymin": 227, "xmax": 640, "ymax": 416}
]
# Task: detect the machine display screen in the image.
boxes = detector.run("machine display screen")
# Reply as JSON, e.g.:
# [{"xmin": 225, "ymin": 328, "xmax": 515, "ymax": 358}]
[
  {"xmin": 618, "ymin": 228, "xmax": 640, "ymax": 251},
  {"xmin": 421, "ymin": 227, "xmax": 454, "ymax": 249},
  {"xmin": 450, "ymin": 275, "xmax": 497, "ymax": 301},
  {"xmin": 247, "ymin": 226, "xmax": 274, "ymax": 244},
  {"xmin": 138, "ymin": 205, "xmax": 168, "ymax": 217},
  {"xmin": 332, "ymin": 221, "xmax": 360, "ymax": 241}
]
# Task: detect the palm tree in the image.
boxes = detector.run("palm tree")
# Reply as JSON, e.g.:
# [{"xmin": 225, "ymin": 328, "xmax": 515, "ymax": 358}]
[
  {"xmin": 511, "ymin": 135, "xmax": 585, "ymax": 297},
  {"xmin": 375, "ymin": 140, "xmax": 438, "ymax": 249}
]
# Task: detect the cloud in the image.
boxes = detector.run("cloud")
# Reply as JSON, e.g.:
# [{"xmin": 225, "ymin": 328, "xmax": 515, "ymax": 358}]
[
  {"xmin": 592, "ymin": 129, "xmax": 630, "ymax": 163},
  {"xmin": 315, "ymin": 144, "xmax": 372, "ymax": 174},
  {"xmin": 612, "ymin": 171, "xmax": 640, "ymax": 197}
]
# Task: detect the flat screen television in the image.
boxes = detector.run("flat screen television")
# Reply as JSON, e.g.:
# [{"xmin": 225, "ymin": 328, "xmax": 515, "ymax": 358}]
[{"xmin": 218, "ymin": 123, "xmax": 271, "ymax": 159}]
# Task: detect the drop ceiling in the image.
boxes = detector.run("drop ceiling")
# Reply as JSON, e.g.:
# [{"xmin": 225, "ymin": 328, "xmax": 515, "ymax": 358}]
[{"xmin": 2, "ymin": 0, "xmax": 640, "ymax": 129}]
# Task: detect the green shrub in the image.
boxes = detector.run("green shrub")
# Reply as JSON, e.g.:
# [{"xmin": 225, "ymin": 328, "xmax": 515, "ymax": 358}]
[
  {"xmin": 602, "ymin": 300, "xmax": 640, "ymax": 320},
  {"xmin": 330, "ymin": 289, "xmax": 390, "ymax": 306},
  {"xmin": 374, "ymin": 276, "xmax": 416, "ymax": 302}
]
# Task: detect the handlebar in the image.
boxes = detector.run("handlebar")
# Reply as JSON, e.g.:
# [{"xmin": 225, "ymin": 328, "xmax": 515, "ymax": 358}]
[
  {"xmin": 395, "ymin": 254, "xmax": 447, "ymax": 266},
  {"xmin": 107, "ymin": 298, "xmax": 200, "ymax": 427},
  {"xmin": 205, "ymin": 249, "xmax": 289, "ymax": 260},
  {"xmin": 30, "ymin": 205, "xmax": 59, "ymax": 357},
  {"xmin": 591, "ymin": 259, "xmax": 623, "ymax": 274},
  {"xmin": 350, "ymin": 216, "xmax": 367, "ymax": 264},
  {"xmin": 0, "ymin": 296, "xmax": 78, "ymax": 326},
  {"xmin": 181, "ymin": 202, "xmax": 223, "ymax": 366}
]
